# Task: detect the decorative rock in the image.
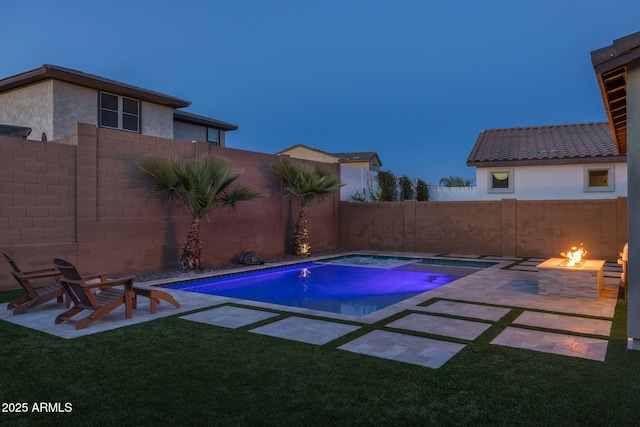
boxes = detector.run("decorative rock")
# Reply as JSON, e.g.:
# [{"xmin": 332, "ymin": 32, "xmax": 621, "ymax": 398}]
[{"xmin": 239, "ymin": 251, "xmax": 261, "ymax": 265}]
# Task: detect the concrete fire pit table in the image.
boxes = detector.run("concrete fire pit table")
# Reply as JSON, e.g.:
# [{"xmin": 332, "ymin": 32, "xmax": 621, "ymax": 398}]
[{"xmin": 537, "ymin": 258, "xmax": 605, "ymax": 299}]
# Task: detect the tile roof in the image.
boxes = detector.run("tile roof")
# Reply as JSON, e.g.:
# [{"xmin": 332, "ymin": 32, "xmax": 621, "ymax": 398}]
[{"xmin": 467, "ymin": 122, "xmax": 625, "ymax": 166}]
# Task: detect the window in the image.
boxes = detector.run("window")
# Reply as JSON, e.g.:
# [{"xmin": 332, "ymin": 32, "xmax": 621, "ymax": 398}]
[
  {"xmin": 488, "ymin": 169, "xmax": 513, "ymax": 193},
  {"xmin": 100, "ymin": 93, "xmax": 139, "ymax": 132},
  {"xmin": 584, "ymin": 166, "xmax": 614, "ymax": 192},
  {"xmin": 207, "ymin": 128, "xmax": 220, "ymax": 145}
]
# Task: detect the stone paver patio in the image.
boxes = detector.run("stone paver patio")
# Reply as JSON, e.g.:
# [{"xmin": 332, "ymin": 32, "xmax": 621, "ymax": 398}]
[
  {"xmin": 386, "ymin": 313, "xmax": 492, "ymax": 340},
  {"xmin": 0, "ymin": 252, "xmax": 623, "ymax": 368},
  {"xmin": 249, "ymin": 316, "xmax": 360, "ymax": 345},
  {"xmin": 338, "ymin": 330, "xmax": 466, "ymax": 369}
]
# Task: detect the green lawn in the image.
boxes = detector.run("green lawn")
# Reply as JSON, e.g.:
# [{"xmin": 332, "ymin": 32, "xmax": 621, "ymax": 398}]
[{"xmin": 1, "ymin": 289, "xmax": 639, "ymax": 426}]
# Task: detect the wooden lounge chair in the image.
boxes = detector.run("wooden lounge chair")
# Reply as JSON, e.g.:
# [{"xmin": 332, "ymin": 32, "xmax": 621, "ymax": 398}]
[
  {"xmin": 3, "ymin": 252, "xmax": 69, "ymax": 315},
  {"xmin": 53, "ymin": 258, "xmax": 135, "ymax": 330}
]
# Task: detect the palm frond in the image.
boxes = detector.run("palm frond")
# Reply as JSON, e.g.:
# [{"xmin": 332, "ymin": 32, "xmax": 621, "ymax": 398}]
[
  {"xmin": 139, "ymin": 154, "xmax": 261, "ymax": 220},
  {"xmin": 272, "ymin": 157, "xmax": 343, "ymax": 207}
]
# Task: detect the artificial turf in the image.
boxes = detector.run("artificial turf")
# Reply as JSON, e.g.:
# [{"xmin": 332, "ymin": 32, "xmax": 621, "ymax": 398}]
[{"xmin": 1, "ymin": 289, "xmax": 639, "ymax": 426}]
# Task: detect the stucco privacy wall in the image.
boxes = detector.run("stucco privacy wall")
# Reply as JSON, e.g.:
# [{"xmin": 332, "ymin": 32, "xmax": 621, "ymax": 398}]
[
  {"xmin": 340, "ymin": 198, "xmax": 627, "ymax": 260},
  {"xmin": 0, "ymin": 123, "xmax": 340, "ymax": 291}
]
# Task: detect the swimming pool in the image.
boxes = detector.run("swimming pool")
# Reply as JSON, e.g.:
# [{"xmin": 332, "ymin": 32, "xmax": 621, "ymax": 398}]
[{"xmin": 166, "ymin": 255, "xmax": 495, "ymax": 316}]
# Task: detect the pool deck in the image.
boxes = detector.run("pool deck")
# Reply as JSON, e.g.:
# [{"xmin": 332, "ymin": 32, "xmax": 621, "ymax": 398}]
[{"xmin": 0, "ymin": 251, "xmax": 623, "ymax": 368}]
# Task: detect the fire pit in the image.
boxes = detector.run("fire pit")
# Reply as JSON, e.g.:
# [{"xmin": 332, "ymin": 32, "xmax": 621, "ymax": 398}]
[{"xmin": 537, "ymin": 245, "xmax": 604, "ymax": 299}]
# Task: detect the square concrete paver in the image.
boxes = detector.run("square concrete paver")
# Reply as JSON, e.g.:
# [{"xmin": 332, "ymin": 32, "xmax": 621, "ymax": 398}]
[
  {"xmin": 249, "ymin": 316, "xmax": 360, "ymax": 345},
  {"xmin": 491, "ymin": 327, "xmax": 608, "ymax": 361},
  {"xmin": 499, "ymin": 279, "xmax": 539, "ymax": 294},
  {"xmin": 422, "ymin": 301, "xmax": 510, "ymax": 321},
  {"xmin": 181, "ymin": 306, "xmax": 279, "ymax": 329},
  {"xmin": 387, "ymin": 313, "xmax": 492, "ymax": 341},
  {"xmin": 513, "ymin": 311, "xmax": 612, "ymax": 336},
  {"xmin": 339, "ymin": 330, "xmax": 466, "ymax": 368}
]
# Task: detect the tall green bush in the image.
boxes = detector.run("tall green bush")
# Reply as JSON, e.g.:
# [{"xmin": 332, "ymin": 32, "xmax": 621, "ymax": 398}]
[
  {"xmin": 398, "ymin": 175, "xmax": 414, "ymax": 200},
  {"xmin": 377, "ymin": 170, "xmax": 398, "ymax": 201},
  {"xmin": 416, "ymin": 179, "xmax": 429, "ymax": 201}
]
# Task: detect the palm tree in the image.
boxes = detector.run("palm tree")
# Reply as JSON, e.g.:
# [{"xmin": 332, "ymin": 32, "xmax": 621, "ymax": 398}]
[
  {"xmin": 272, "ymin": 157, "xmax": 343, "ymax": 255},
  {"xmin": 139, "ymin": 155, "xmax": 261, "ymax": 270}
]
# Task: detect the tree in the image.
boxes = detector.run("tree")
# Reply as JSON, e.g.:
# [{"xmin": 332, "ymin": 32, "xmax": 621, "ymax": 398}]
[
  {"xmin": 272, "ymin": 157, "xmax": 343, "ymax": 255},
  {"xmin": 138, "ymin": 155, "xmax": 261, "ymax": 270},
  {"xmin": 398, "ymin": 175, "xmax": 415, "ymax": 200},
  {"xmin": 439, "ymin": 175, "xmax": 474, "ymax": 187},
  {"xmin": 416, "ymin": 179, "xmax": 429, "ymax": 201},
  {"xmin": 377, "ymin": 170, "xmax": 398, "ymax": 201}
]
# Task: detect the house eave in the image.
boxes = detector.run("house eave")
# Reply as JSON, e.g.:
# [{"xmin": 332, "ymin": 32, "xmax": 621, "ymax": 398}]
[
  {"xmin": 173, "ymin": 110, "xmax": 238, "ymax": 131},
  {"xmin": 467, "ymin": 155, "xmax": 627, "ymax": 168},
  {"xmin": 591, "ymin": 31, "xmax": 640, "ymax": 155},
  {"xmin": 0, "ymin": 64, "xmax": 190, "ymax": 109}
]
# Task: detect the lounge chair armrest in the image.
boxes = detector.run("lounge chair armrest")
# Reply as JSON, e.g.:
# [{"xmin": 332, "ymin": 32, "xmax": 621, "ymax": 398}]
[
  {"xmin": 83, "ymin": 272, "xmax": 110, "ymax": 281},
  {"xmin": 14, "ymin": 270, "xmax": 61, "ymax": 280},
  {"xmin": 104, "ymin": 276, "xmax": 136, "ymax": 288},
  {"xmin": 65, "ymin": 276, "xmax": 135, "ymax": 290},
  {"xmin": 60, "ymin": 278, "xmax": 106, "ymax": 289},
  {"xmin": 20, "ymin": 267, "xmax": 59, "ymax": 275}
]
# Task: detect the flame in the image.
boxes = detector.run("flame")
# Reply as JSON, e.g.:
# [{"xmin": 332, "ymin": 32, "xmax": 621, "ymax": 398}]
[{"xmin": 561, "ymin": 244, "xmax": 587, "ymax": 267}]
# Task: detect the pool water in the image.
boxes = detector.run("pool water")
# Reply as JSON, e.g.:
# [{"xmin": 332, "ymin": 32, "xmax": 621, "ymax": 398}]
[{"xmin": 167, "ymin": 260, "xmax": 472, "ymax": 316}]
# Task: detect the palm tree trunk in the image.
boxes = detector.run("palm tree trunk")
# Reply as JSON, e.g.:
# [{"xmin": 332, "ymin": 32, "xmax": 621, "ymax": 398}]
[
  {"xmin": 292, "ymin": 206, "xmax": 310, "ymax": 255},
  {"xmin": 181, "ymin": 217, "xmax": 202, "ymax": 270}
]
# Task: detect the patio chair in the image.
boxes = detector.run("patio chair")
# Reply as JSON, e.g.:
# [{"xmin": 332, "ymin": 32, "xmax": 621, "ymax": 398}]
[
  {"xmin": 53, "ymin": 258, "xmax": 135, "ymax": 330},
  {"xmin": 3, "ymin": 252, "xmax": 69, "ymax": 315}
]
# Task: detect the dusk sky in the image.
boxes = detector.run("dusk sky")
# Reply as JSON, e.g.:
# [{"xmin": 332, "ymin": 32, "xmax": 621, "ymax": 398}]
[{"xmin": 3, "ymin": 1, "xmax": 640, "ymax": 183}]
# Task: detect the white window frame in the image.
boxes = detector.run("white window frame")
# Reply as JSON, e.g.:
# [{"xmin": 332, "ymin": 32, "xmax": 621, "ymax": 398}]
[
  {"xmin": 488, "ymin": 168, "xmax": 514, "ymax": 193},
  {"xmin": 584, "ymin": 165, "xmax": 615, "ymax": 192},
  {"xmin": 207, "ymin": 127, "xmax": 220, "ymax": 145},
  {"xmin": 99, "ymin": 92, "xmax": 140, "ymax": 133}
]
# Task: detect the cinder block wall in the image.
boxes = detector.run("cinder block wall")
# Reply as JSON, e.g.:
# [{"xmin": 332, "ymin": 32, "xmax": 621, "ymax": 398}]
[
  {"xmin": 0, "ymin": 124, "xmax": 340, "ymax": 290},
  {"xmin": 340, "ymin": 198, "xmax": 627, "ymax": 260}
]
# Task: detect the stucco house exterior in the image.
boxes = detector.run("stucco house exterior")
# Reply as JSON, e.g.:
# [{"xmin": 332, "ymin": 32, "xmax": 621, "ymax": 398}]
[
  {"xmin": 277, "ymin": 144, "xmax": 382, "ymax": 201},
  {"xmin": 591, "ymin": 30, "xmax": 640, "ymax": 350},
  {"xmin": 278, "ymin": 144, "xmax": 382, "ymax": 172},
  {"xmin": 0, "ymin": 64, "xmax": 237, "ymax": 145},
  {"xmin": 465, "ymin": 122, "xmax": 627, "ymax": 200}
]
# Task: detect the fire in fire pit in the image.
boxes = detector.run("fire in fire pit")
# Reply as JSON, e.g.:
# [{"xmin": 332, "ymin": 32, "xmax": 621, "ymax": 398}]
[{"xmin": 559, "ymin": 244, "xmax": 587, "ymax": 268}]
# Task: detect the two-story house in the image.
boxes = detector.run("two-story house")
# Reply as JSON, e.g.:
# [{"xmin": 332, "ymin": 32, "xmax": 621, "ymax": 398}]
[{"xmin": 0, "ymin": 64, "xmax": 237, "ymax": 145}]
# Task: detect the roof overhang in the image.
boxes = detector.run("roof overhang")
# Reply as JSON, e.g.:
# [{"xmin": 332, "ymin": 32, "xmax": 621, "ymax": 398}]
[
  {"xmin": 0, "ymin": 124, "xmax": 32, "ymax": 139},
  {"xmin": 468, "ymin": 155, "xmax": 627, "ymax": 168},
  {"xmin": 0, "ymin": 64, "xmax": 190, "ymax": 109},
  {"xmin": 173, "ymin": 110, "xmax": 238, "ymax": 131},
  {"xmin": 591, "ymin": 31, "xmax": 640, "ymax": 155}
]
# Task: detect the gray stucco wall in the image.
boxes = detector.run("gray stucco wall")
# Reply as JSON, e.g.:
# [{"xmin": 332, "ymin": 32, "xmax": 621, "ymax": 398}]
[
  {"xmin": 0, "ymin": 80, "xmax": 54, "ymax": 140},
  {"xmin": 0, "ymin": 79, "xmax": 176, "ymax": 141},
  {"xmin": 173, "ymin": 120, "xmax": 226, "ymax": 146},
  {"xmin": 174, "ymin": 120, "xmax": 206, "ymax": 142},
  {"xmin": 141, "ymin": 101, "xmax": 174, "ymax": 138},
  {"xmin": 52, "ymin": 80, "xmax": 97, "ymax": 140}
]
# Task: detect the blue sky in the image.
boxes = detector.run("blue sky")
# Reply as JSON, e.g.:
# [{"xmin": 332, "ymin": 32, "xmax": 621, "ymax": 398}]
[{"xmin": 3, "ymin": 1, "xmax": 640, "ymax": 183}]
